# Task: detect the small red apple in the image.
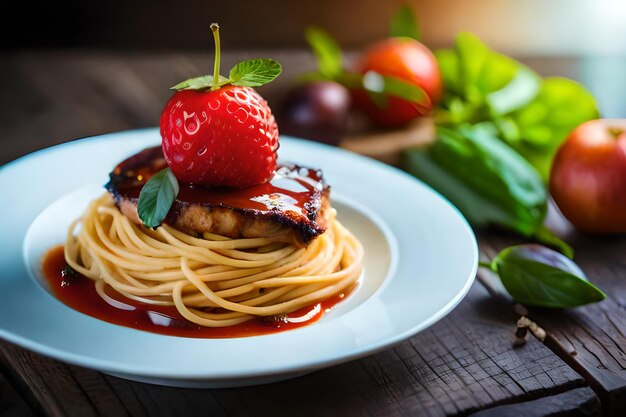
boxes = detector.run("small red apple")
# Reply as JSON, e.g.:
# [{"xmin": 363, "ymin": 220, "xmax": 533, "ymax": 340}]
[{"xmin": 550, "ymin": 119, "xmax": 626, "ymax": 233}]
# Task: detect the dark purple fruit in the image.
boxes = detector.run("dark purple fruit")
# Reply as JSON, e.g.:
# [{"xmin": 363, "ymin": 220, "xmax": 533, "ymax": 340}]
[{"xmin": 278, "ymin": 81, "xmax": 351, "ymax": 146}]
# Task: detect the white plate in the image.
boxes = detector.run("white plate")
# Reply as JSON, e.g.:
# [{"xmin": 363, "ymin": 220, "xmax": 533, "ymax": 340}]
[{"xmin": 0, "ymin": 129, "xmax": 477, "ymax": 388}]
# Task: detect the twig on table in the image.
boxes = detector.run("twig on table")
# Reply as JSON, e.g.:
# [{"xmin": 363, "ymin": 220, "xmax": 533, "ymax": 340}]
[{"xmin": 514, "ymin": 316, "xmax": 547, "ymax": 346}]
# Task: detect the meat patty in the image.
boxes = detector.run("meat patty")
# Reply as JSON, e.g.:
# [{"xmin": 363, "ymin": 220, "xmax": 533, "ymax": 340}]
[{"xmin": 105, "ymin": 147, "xmax": 330, "ymax": 246}]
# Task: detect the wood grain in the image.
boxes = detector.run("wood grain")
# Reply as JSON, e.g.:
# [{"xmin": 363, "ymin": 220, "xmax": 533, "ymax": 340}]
[
  {"xmin": 478, "ymin": 210, "xmax": 626, "ymax": 417},
  {"xmin": 531, "ymin": 228, "xmax": 626, "ymax": 417},
  {"xmin": 0, "ymin": 369, "xmax": 35, "ymax": 417},
  {"xmin": 468, "ymin": 387, "xmax": 600, "ymax": 417}
]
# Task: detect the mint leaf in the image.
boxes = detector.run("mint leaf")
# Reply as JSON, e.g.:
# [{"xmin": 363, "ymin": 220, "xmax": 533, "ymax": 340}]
[
  {"xmin": 389, "ymin": 5, "xmax": 421, "ymax": 40},
  {"xmin": 171, "ymin": 75, "xmax": 230, "ymax": 91},
  {"xmin": 229, "ymin": 59, "xmax": 281, "ymax": 87},
  {"xmin": 493, "ymin": 244, "xmax": 605, "ymax": 308},
  {"xmin": 171, "ymin": 60, "xmax": 282, "ymax": 90},
  {"xmin": 137, "ymin": 168, "xmax": 179, "ymax": 228},
  {"xmin": 305, "ymin": 27, "xmax": 343, "ymax": 80}
]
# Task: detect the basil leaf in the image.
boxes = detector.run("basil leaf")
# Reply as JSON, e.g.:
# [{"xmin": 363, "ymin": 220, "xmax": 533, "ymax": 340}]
[
  {"xmin": 486, "ymin": 67, "xmax": 541, "ymax": 115},
  {"xmin": 435, "ymin": 33, "xmax": 599, "ymax": 181},
  {"xmin": 362, "ymin": 71, "xmax": 431, "ymax": 109},
  {"xmin": 457, "ymin": 33, "xmax": 516, "ymax": 102},
  {"xmin": 436, "ymin": 33, "xmax": 540, "ymax": 117},
  {"xmin": 434, "ymin": 49, "xmax": 462, "ymax": 96},
  {"xmin": 508, "ymin": 77, "xmax": 599, "ymax": 180},
  {"xmin": 171, "ymin": 75, "xmax": 230, "ymax": 91},
  {"xmin": 137, "ymin": 168, "xmax": 179, "ymax": 228},
  {"xmin": 493, "ymin": 244, "xmax": 605, "ymax": 308},
  {"xmin": 305, "ymin": 27, "xmax": 343, "ymax": 80},
  {"xmin": 401, "ymin": 123, "xmax": 546, "ymax": 236},
  {"xmin": 229, "ymin": 59, "xmax": 282, "ymax": 87},
  {"xmin": 389, "ymin": 5, "xmax": 421, "ymax": 40}
]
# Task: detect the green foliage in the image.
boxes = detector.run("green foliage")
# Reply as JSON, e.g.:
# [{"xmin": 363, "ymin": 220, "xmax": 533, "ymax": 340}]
[
  {"xmin": 435, "ymin": 33, "xmax": 599, "ymax": 179},
  {"xmin": 402, "ymin": 123, "xmax": 546, "ymax": 236},
  {"xmin": 305, "ymin": 27, "xmax": 343, "ymax": 80},
  {"xmin": 506, "ymin": 78, "xmax": 599, "ymax": 178},
  {"xmin": 389, "ymin": 5, "xmax": 421, "ymax": 40}
]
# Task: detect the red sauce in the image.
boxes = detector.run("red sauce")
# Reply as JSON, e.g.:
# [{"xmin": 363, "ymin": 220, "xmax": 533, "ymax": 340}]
[
  {"xmin": 42, "ymin": 245, "xmax": 349, "ymax": 338},
  {"xmin": 107, "ymin": 146, "xmax": 326, "ymax": 219}
]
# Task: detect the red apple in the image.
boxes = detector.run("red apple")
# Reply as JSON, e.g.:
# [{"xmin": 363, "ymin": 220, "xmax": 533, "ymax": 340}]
[{"xmin": 550, "ymin": 119, "xmax": 626, "ymax": 233}]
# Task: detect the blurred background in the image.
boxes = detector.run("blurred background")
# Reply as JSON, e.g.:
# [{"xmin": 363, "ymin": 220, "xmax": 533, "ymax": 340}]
[
  {"xmin": 2, "ymin": 0, "xmax": 626, "ymax": 163},
  {"xmin": 5, "ymin": 0, "xmax": 626, "ymax": 55}
]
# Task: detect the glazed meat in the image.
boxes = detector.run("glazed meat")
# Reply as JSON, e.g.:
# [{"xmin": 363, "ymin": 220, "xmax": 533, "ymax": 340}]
[{"xmin": 105, "ymin": 147, "xmax": 330, "ymax": 246}]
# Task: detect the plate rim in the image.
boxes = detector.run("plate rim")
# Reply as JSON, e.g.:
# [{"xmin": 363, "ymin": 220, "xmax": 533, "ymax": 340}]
[{"xmin": 0, "ymin": 128, "xmax": 478, "ymax": 382}]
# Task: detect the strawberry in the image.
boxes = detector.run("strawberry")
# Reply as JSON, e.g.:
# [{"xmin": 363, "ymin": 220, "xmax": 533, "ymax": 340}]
[
  {"xmin": 160, "ymin": 86, "xmax": 279, "ymax": 187},
  {"xmin": 159, "ymin": 23, "xmax": 281, "ymax": 188}
]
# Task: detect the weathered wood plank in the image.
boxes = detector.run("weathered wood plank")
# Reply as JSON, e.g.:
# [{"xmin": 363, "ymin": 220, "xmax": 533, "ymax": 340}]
[
  {"xmin": 0, "ymin": 343, "xmax": 99, "ymax": 417},
  {"xmin": 531, "ymin": 225, "xmax": 626, "ymax": 417},
  {"xmin": 478, "ymin": 210, "xmax": 626, "ymax": 417},
  {"xmin": 468, "ymin": 387, "xmax": 600, "ymax": 417},
  {"xmin": 0, "ymin": 368, "xmax": 36, "ymax": 417},
  {"xmin": 0, "ymin": 50, "xmax": 317, "ymax": 165},
  {"xmin": 0, "ymin": 281, "xmax": 586, "ymax": 417}
]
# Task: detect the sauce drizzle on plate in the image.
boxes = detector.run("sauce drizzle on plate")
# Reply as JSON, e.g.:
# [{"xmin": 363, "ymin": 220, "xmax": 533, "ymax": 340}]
[{"xmin": 42, "ymin": 245, "xmax": 347, "ymax": 338}]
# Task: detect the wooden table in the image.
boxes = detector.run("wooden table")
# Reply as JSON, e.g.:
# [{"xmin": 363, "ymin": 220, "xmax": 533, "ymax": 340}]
[{"xmin": 1, "ymin": 50, "xmax": 624, "ymax": 417}]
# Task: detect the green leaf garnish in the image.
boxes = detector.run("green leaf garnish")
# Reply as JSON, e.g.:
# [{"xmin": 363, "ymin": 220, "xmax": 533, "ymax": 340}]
[
  {"xmin": 491, "ymin": 245, "xmax": 605, "ymax": 308},
  {"xmin": 170, "ymin": 61, "xmax": 281, "ymax": 91},
  {"xmin": 170, "ymin": 24, "xmax": 281, "ymax": 92},
  {"xmin": 389, "ymin": 4, "xmax": 421, "ymax": 40},
  {"xmin": 229, "ymin": 59, "xmax": 282, "ymax": 87},
  {"xmin": 137, "ymin": 168, "xmax": 179, "ymax": 228},
  {"xmin": 171, "ymin": 75, "xmax": 230, "ymax": 91},
  {"xmin": 305, "ymin": 27, "xmax": 343, "ymax": 80}
]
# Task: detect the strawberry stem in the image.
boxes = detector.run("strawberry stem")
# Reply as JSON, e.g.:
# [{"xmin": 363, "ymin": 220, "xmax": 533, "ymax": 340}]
[{"xmin": 210, "ymin": 23, "xmax": 221, "ymax": 90}]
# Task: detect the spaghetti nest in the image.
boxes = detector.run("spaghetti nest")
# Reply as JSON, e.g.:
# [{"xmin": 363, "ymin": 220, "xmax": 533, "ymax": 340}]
[{"xmin": 65, "ymin": 194, "xmax": 363, "ymax": 327}]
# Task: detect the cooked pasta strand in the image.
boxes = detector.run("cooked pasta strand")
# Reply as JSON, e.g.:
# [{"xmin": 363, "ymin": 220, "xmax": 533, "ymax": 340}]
[{"xmin": 65, "ymin": 194, "xmax": 363, "ymax": 327}]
